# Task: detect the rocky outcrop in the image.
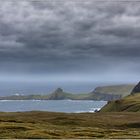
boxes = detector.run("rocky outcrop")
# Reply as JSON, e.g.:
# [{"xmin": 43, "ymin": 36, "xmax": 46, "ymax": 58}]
[
  {"xmin": 131, "ymin": 82, "xmax": 140, "ymax": 95},
  {"xmin": 47, "ymin": 88, "xmax": 72, "ymax": 100}
]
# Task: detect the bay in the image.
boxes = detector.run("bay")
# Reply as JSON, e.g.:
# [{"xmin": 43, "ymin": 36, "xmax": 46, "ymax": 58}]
[{"xmin": 0, "ymin": 100, "xmax": 107, "ymax": 113}]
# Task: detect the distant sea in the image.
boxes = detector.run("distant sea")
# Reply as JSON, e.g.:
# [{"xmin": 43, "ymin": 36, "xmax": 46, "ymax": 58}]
[
  {"xmin": 0, "ymin": 100, "xmax": 107, "ymax": 113},
  {"xmin": 0, "ymin": 81, "xmax": 123, "ymax": 96}
]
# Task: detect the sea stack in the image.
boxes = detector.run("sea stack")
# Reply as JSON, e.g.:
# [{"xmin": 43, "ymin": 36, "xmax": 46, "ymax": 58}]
[
  {"xmin": 131, "ymin": 82, "xmax": 140, "ymax": 95},
  {"xmin": 54, "ymin": 88, "xmax": 63, "ymax": 93},
  {"xmin": 48, "ymin": 88, "xmax": 65, "ymax": 100}
]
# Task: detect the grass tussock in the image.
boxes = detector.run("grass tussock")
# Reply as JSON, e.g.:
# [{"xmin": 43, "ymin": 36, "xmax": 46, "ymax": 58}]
[{"xmin": 0, "ymin": 111, "xmax": 139, "ymax": 138}]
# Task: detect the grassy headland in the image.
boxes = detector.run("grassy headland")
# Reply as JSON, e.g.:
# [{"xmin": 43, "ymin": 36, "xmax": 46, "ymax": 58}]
[{"xmin": 0, "ymin": 84, "xmax": 135, "ymax": 101}]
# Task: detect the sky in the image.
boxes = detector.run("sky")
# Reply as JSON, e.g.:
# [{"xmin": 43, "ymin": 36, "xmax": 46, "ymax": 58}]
[{"xmin": 0, "ymin": 0, "xmax": 140, "ymax": 94}]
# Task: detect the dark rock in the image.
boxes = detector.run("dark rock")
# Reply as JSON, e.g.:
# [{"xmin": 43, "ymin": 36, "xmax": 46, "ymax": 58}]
[
  {"xmin": 54, "ymin": 88, "xmax": 63, "ymax": 93},
  {"xmin": 48, "ymin": 88, "xmax": 66, "ymax": 100},
  {"xmin": 131, "ymin": 82, "xmax": 140, "ymax": 94}
]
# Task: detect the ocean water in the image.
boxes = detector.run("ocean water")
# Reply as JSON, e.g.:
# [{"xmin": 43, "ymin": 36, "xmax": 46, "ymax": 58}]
[
  {"xmin": 0, "ymin": 100, "xmax": 107, "ymax": 113},
  {"xmin": 0, "ymin": 81, "xmax": 109, "ymax": 113}
]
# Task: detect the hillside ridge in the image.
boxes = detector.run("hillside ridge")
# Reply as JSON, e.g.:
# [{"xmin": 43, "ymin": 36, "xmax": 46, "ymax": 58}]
[{"xmin": 100, "ymin": 82, "xmax": 140, "ymax": 112}]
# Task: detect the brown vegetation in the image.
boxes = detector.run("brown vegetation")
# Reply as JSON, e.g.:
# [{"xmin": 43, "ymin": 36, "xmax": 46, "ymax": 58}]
[{"xmin": 0, "ymin": 111, "xmax": 139, "ymax": 138}]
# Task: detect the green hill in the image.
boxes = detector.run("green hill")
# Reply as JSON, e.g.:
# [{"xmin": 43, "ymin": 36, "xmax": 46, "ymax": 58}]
[
  {"xmin": 100, "ymin": 93, "xmax": 140, "ymax": 112},
  {"xmin": 86, "ymin": 84, "xmax": 135, "ymax": 101},
  {"xmin": 100, "ymin": 82, "xmax": 140, "ymax": 112},
  {"xmin": 92, "ymin": 84, "xmax": 135, "ymax": 97}
]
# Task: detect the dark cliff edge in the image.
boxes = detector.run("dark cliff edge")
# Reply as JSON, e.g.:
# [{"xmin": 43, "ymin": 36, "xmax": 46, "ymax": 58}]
[{"xmin": 131, "ymin": 82, "xmax": 140, "ymax": 95}]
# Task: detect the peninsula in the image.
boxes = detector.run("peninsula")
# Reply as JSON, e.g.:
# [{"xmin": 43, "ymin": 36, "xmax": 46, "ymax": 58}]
[{"xmin": 0, "ymin": 84, "xmax": 135, "ymax": 101}]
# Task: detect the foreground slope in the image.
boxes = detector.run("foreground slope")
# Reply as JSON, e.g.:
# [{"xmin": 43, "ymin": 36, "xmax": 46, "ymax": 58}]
[
  {"xmin": 100, "ymin": 82, "xmax": 140, "ymax": 112},
  {"xmin": 0, "ymin": 111, "xmax": 140, "ymax": 139},
  {"xmin": 100, "ymin": 93, "xmax": 140, "ymax": 112}
]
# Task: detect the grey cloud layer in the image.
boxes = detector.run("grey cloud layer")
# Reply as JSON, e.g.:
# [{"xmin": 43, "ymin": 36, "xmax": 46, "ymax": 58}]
[{"xmin": 0, "ymin": 1, "xmax": 140, "ymax": 75}]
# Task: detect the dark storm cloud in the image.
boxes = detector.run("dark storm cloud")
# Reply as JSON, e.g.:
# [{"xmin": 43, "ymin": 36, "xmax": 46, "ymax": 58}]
[{"xmin": 0, "ymin": 0, "xmax": 140, "ymax": 78}]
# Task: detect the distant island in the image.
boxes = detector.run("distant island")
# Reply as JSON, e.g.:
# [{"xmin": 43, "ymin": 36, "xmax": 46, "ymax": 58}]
[{"xmin": 0, "ymin": 84, "xmax": 135, "ymax": 101}]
